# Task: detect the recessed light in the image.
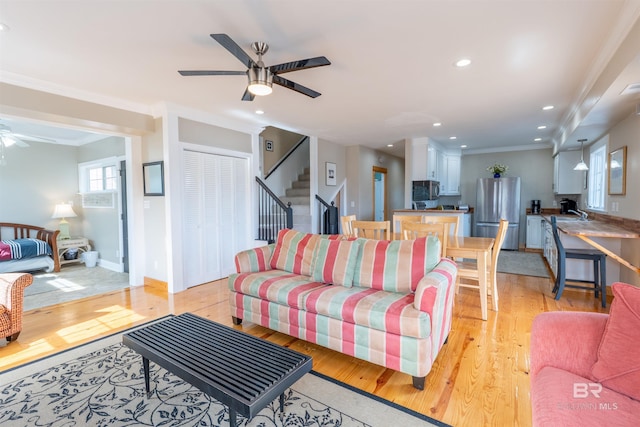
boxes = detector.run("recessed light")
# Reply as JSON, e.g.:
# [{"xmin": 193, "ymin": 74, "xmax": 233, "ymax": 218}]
[
  {"xmin": 542, "ymin": 105, "xmax": 554, "ymax": 110},
  {"xmin": 255, "ymin": 110, "xmax": 264, "ymax": 115},
  {"xmin": 460, "ymin": 144, "xmax": 468, "ymax": 148},
  {"xmin": 455, "ymin": 58, "xmax": 471, "ymax": 67},
  {"xmin": 449, "ymin": 136, "xmax": 457, "ymax": 140},
  {"xmin": 534, "ymin": 138, "xmax": 542, "ymax": 142},
  {"xmin": 387, "ymin": 144, "xmax": 393, "ymax": 147},
  {"xmin": 433, "ymin": 122, "xmax": 442, "ymax": 127},
  {"xmin": 537, "ymin": 125, "xmax": 547, "ymax": 130}
]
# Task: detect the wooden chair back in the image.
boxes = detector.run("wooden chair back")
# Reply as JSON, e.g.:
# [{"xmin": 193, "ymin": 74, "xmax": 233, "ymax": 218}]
[
  {"xmin": 421, "ymin": 215, "xmax": 460, "ymax": 238},
  {"xmin": 351, "ymin": 220, "xmax": 391, "ymax": 240},
  {"xmin": 489, "ymin": 219, "xmax": 509, "ymax": 288},
  {"xmin": 391, "ymin": 215, "xmax": 422, "ymax": 237},
  {"xmin": 340, "ymin": 215, "xmax": 357, "ymax": 238},
  {"xmin": 399, "ymin": 222, "xmax": 447, "ymax": 258}
]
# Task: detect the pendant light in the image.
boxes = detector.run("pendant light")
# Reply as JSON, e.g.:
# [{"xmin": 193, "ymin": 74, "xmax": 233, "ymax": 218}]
[{"xmin": 574, "ymin": 139, "xmax": 589, "ymax": 171}]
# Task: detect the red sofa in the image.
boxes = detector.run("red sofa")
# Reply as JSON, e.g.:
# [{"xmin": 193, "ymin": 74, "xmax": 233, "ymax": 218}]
[{"xmin": 530, "ymin": 283, "xmax": 640, "ymax": 426}]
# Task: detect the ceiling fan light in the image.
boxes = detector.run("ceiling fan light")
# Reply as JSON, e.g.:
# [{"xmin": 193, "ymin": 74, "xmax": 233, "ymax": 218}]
[
  {"xmin": 247, "ymin": 67, "xmax": 273, "ymax": 96},
  {"xmin": 1, "ymin": 135, "xmax": 18, "ymax": 147}
]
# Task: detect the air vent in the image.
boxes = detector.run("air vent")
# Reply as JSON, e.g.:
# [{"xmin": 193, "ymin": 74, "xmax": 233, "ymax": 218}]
[{"xmin": 620, "ymin": 82, "xmax": 640, "ymax": 95}]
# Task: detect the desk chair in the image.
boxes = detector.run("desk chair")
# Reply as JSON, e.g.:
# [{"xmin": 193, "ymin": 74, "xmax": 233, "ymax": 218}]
[
  {"xmin": 456, "ymin": 219, "xmax": 509, "ymax": 317},
  {"xmin": 351, "ymin": 220, "xmax": 391, "ymax": 240},
  {"xmin": 340, "ymin": 215, "xmax": 357, "ymax": 238},
  {"xmin": 550, "ymin": 216, "xmax": 607, "ymax": 307}
]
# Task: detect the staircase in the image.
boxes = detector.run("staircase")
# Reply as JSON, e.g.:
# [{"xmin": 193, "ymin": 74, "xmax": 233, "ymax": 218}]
[{"xmin": 279, "ymin": 167, "xmax": 312, "ymax": 233}]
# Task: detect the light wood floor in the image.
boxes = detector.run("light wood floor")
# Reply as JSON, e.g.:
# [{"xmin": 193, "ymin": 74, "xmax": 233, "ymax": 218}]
[{"xmin": 1, "ymin": 272, "xmax": 609, "ymax": 427}]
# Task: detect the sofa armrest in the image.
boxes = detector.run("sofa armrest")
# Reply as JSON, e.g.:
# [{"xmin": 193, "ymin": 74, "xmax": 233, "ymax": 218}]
[
  {"xmin": 0, "ymin": 273, "xmax": 33, "ymax": 308},
  {"xmin": 414, "ymin": 258, "xmax": 457, "ymax": 347},
  {"xmin": 234, "ymin": 244, "xmax": 275, "ymax": 273},
  {"xmin": 530, "ymin": 311, "xmax": 608, "ymax": 380}
]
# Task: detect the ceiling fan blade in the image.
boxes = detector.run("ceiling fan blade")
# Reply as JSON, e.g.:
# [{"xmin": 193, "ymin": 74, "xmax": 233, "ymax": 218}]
[
  {"xmin": 273, "ymin": 75, "xmax": 321, "ymax": 98},
  {"xmin": 12, "ymin": 132, "xmax": 53, "ymax": 144},
  {"xmin": 179, "ymin": 70, "xmax": 246, "ymax": 76},
  {"xmin": 210, "ymin": 34, "xmax": 256, "ymax": 69},
  {"xmin": 270, "ymin": 56, "xmax": 331, "ymax": 74},
  {"xmin": 0, "ymin": 134, "xmax": 29, "ymax": 147},
  {"xmin": 241, "ymin": 88, "xmax": 255, "ymax": 102}
]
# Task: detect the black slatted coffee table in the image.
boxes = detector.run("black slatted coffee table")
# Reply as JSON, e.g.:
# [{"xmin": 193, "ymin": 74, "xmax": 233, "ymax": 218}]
[{"xmin": 122, "ymin": 313, "xmax": 312, "ymax": 426}]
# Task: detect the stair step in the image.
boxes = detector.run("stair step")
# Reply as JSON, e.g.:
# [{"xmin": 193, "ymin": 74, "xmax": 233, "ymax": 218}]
[
  {"xmin": 303, "ymin": 167, "xmax": 310, "ymax": 175},
  {"xmin": 298, "ymin": 173, "xmax": 310, "ymax": 182},
  {"xmin": 280, "ymin": 196, "xmax": 310, "ymax": 206},
  {"xmin": 292, "ymin": 180, "xmax": 310, "ymax": 189},
  {"xmin": 286, "ymin": 188, "xmax": 310, "ymax": 197}
]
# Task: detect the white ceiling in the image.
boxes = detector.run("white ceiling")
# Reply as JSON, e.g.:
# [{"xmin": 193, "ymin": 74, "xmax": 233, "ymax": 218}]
[{"xmin": 1, "ymin": 0, "xmax": 639, "ymax": 157}]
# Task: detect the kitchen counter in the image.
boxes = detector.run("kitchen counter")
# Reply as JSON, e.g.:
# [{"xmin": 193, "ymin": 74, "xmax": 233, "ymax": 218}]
[
  {"xmin": 395, "ymin": 209, "xmax": 473, "ymax": 214},
  {"xmin": 542, "ymin": 214, "xmax": 640, "ymax": 274},
  {"xmin": 541, "ymin": 215, "xmax": 640, "ymax": 239}
]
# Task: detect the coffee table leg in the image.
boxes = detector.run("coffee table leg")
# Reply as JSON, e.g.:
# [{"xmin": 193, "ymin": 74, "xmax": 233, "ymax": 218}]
[
  {"xmin": 143, "ymin": 357, "xmax": 151, "ymax": 396},
  {"xmin": 279, "ymin": 392, "xmax": 285, "ymax": 421},
  {"xmin": 229, "ymin": 407, "xmax": 237, "ymax": 427}
]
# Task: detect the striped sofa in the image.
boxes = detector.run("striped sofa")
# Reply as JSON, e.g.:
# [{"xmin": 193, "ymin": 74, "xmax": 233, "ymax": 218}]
[{"xmin": 228, "ymin": 229, "xmax": 457, "ymax": 389}]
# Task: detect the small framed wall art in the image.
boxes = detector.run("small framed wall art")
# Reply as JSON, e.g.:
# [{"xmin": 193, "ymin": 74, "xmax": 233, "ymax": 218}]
[
  {"xmin": 143, "ymin": 161, "xmax": 165, "ymax": 196},
  {"xmin": 326, "ymin": 162, "xmax": 337, "ymax": 186},
  {"xmin": 608, "ymin": 146, "xmax": 626, "ymax": 195},
  {"xmin": 265, "ymin": 140, "xmax": 274, "ymax": 152}
]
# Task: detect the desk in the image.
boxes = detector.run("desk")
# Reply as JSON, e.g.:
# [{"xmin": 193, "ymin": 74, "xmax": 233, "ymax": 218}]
[
  {"xmin": 447, "ymin": 236, "xmax": 495, "ymax": 320},
  {"xmin": 552, "ymin": 219, "xmax": 640, "ymax": 275}
]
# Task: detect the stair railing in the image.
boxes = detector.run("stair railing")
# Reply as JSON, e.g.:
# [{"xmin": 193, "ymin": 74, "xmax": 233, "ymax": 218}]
[
  {"xmin": 315, "ymin": 195, "xmax": 339, "ymax": 235},
  {"xmin": 256, "ymin": 177, "xmax": 293, "ymax": 243},
  {"xmin": 264, "ymin": 135, "xmax": 309, "ymax": 180}
]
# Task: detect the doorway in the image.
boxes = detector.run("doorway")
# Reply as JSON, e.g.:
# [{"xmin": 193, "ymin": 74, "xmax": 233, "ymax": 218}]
[{"xmin": 373, "ymin": 166, "xmax": 387, "ymax": 221}]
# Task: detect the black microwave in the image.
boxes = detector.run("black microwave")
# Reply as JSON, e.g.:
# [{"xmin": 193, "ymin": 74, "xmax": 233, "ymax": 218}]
[{"xmin": 412, "ymin": 180, "xmax": 440, "ymax": 201}]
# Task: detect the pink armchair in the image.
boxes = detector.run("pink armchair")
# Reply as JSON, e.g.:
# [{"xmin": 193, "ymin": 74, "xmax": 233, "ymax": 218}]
[
  {"xmin": 530, "ymin": 282, "xmax": 640, "ymax": 426},
  {"xmin": 0, "ymin": 273, "xmax": 33, "ymax": 342}
]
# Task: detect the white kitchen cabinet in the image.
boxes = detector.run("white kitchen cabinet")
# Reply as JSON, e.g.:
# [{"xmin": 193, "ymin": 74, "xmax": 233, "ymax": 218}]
[
  {"xmin": 411, "ymin": 140, "xmax": 429, "ymax": 181},
  {"xmin": 526, "ymin": 215, "xmax": 543, "ymax": 249},
  {"xmin": 427, "ymin": 146, "xmax": 437, "ymax": 179},
  {"xmin": 553, "ymin": 151, "xmax": 583, "ymax": 194},
  {"xmin": 442, "ymin": 154, "xmax": 461, "ymax": 195}
]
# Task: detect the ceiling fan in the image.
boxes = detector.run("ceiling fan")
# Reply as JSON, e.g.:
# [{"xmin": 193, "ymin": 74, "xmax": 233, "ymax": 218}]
[
  {"xmin": 178, "ymin": 33, "xmax": 330, "ymax": 101},
  {"xmin": 0, "ymin": 122, "xmax": 56, "ymax": 165}
]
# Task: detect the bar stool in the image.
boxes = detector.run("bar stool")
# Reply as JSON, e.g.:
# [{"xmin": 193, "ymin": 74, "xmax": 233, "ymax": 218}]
[{"xmin": 550, "ymin": 216, "xmax": 607, "ymax": 307}]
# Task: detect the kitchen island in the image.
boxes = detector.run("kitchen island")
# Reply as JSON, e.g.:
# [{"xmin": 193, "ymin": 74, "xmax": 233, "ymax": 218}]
[{"xmin": 394, "ymin": 209, "xmax": 473, "ymax": 237}]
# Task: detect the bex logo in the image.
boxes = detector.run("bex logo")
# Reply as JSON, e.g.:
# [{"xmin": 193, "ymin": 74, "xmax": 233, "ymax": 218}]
[{"xmin": 574, "ymin": 383, "xmax": 602, "ymax": 398}]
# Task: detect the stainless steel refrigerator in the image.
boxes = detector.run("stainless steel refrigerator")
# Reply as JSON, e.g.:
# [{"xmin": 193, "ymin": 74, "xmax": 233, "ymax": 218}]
[{"xmin": 475, "ymin": 177, "xmax": 521, "ymax": 250}]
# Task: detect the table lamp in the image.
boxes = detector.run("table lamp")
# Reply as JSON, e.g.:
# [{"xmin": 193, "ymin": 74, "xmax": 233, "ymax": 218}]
[{"xmin": 51, "ymin": 203, "xmax": 77, "ymax": 240}]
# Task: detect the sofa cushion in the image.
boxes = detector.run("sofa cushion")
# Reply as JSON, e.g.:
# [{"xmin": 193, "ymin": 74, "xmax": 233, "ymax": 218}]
[
  {"xmin": 352, "ymin": 236, "xmax": 440, "ymax": 293},
  {"xmin": 591, "ymin": 282, "xmax": 640, "ymax": 401},
  {"xmin": 303, "ymin": 285, "xmax": 431, "ymax": 338},
  {"xmin": 311, "ymin": 238, "xmax": 361, "ymax": 287},
  {"xmin": 532, "ymin": 366, "xmax": 640, "ymax": 427},
  {"xmin": 229, "ymin": 270, "xmax": 328, "ymax": 309},
  {"xmin": 269, "ymin": 229, "xmax": 322, "ymax": 276}
]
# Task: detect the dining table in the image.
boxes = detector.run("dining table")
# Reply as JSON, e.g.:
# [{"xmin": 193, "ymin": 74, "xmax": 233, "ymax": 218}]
[{"xmin": 446, "ymin": 236, "xmax": 495, "ymax": 320}]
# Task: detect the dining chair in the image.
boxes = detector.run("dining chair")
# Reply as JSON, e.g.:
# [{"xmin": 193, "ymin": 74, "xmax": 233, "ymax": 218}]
[
  {"xmin": 550, "ymin": 215, "xmax": 607, "ymax": 307},
  {"xmin": 351, "ymin": 220, "xmax": 391, "ymax": 240},
  {"xmin": 399, "ymin": 222, "xmax": 447, "ymax": 258},
  {"xmin": 391, "ymin": 215, "xmax": 423, "ymax": 239},
  {"xmin": 340, "ymin": 215, "xmax": 357, "ymax": 238},
  {"xmin": 456, "ymin": 219, "xmax": 509, "ymax": 314},
  {"xmin": 421, "ymin": 215, "xmax": 460, "ymax": 256}
]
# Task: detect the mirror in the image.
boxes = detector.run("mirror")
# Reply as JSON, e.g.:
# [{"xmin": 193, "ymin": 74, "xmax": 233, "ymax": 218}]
[
  {"xmin": 143, "ymin": 161, "xmax": 164, "ymax": 196},
  {"xmin": 608, "ymin": 146, "xmax": 626, "ymax": 195}
]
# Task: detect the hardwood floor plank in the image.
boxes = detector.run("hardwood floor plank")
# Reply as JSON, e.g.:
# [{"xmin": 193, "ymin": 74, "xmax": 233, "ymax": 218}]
[{"xmin": 0, "ymin": 272, "xmax": 609, "ymax": 426}]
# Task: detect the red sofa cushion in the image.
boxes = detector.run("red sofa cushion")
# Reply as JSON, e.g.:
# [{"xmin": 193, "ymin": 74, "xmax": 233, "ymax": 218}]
[{"xmin": 591, "ymin": 282, "xmax": 640, "ymax": 401}]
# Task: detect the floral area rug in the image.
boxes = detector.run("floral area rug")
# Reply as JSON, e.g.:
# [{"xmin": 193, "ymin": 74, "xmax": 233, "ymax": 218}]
[{"xmin": 0, "ymin": 317, "xmax": 449, "ymax": 427}]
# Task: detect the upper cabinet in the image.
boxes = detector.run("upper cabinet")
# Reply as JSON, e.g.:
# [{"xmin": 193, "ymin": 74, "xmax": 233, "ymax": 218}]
[
  {"xmin": 553, "ymin": 151, "xmax": 583, "ymax": 194},
  {"xmin": 430, "ymin": 142, "xmax": 461, "ymax": 196}
]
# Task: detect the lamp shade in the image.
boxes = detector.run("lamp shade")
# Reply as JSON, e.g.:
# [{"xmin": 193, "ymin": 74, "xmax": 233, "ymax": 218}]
[{"xmin": 52, "ymin": 203, "xmax": 77, "ymax": 219}]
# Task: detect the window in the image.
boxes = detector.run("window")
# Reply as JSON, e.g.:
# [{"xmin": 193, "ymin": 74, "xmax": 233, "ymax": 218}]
[
  {"xmin": 89, "ymin": 165, "xmax": 117, "ymax": 191},
  {"xmin": 587, "ymin": 144, "xmax": 607, "ymax": 211}
]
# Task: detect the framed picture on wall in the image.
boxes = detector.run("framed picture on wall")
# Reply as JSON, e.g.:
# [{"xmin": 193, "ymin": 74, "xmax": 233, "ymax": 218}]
[
  {"xmin": 265, "ymin": 140, "xmax": 274, "ymax": 152},
  {"xmin": 143, "ymin": 161, "xmax": 165, "ymax": 196},
  {"xmin": 608, "ymin": 146, "xmax": 626, "ymax": 195},
  {"xmin": 326, "ymin": 162, "xmax": 337, "ymax": 186}
]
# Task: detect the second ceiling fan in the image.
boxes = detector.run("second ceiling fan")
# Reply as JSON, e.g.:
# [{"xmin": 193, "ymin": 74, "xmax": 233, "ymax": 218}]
[{"xmin": 179, "ymin": 33, "xmax": 330, "ymax": 101}]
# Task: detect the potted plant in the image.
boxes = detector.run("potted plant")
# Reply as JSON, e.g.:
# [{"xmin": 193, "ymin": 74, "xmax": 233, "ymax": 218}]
[{"xmin": 487, "ymin": 163, "xmax": 508, "ymax": 178}]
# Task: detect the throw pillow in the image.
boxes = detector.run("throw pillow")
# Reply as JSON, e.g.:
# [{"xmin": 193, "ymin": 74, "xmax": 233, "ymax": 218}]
[
  {"xmin": 269, "ymin": 229, "xmax": 321, "ymax": 276},
  {"xmin": 591, "ymin": 282, "xmax": 640, "ymax": 401},
  {"xmin": 352, "ymin": 236, "xmax": 440, "ymax": 293},
  {"xmin": 311, "ymin": 238, "xmax": 361, "ymax": 287}
]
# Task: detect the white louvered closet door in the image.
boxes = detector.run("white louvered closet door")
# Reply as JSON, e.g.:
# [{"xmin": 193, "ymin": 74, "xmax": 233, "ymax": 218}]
[{"xmin": 182, "ymin": 150, "xmax": 250, "ymax": 288}]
